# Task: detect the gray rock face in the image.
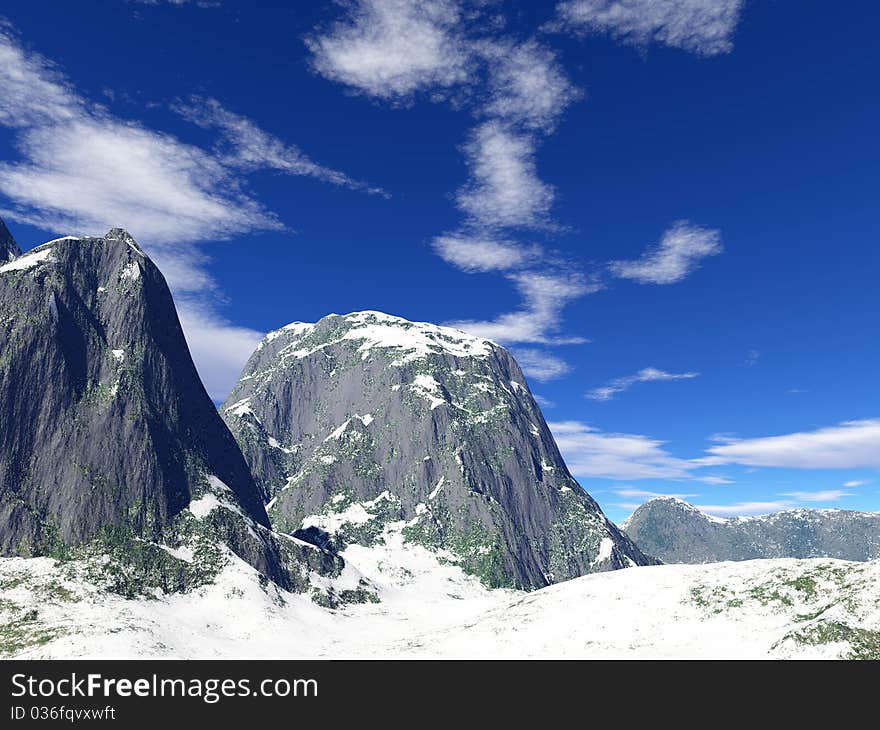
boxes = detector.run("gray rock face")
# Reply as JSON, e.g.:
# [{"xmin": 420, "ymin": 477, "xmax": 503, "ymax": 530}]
[
  {"xmin": 0, "ymin": 226, "xmax": 337, "ymax": 592},
  {"xmin": 623, "ymin": 497, "xmax": 880, "ymax": 563},
  {"xmin": 0, "ymin": 219, "xmax": 21, "ymax": 263},
  {"xmin": 222, "ymin": 311, "xmax": 654, "ymax": 588}
]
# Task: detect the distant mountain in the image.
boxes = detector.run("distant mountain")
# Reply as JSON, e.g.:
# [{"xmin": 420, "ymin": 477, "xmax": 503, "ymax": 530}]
[
  {"xmin": 222, "ymin": 310, "xmax": 653, "ymax": 589},
  {"xmin": 623, "ymin": 497, "xmax": 880, "ymax": 563},
  {"xmin": 0, "ymin": 225, "xmax": 341, "ymax": 595},
  {"xmin": 0, "ymin": 219, "xmax": 21, "ymax": 262}
]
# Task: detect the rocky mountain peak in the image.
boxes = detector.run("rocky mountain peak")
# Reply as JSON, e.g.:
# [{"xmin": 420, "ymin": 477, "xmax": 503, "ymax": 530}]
[
  {"xmin": 0, "ymin": 218, "xmax": 22, "ymax": 263},
  {"xmin": 259, "ymin": 310, "xmax": 496, "ymax": 363},
  {"xmin": 224, "ymin": 309, "xmax": 654, "ymax": 589},
  {"xmin": 0, "ymin": 229, "xmax": 347, "ymax": 595}
]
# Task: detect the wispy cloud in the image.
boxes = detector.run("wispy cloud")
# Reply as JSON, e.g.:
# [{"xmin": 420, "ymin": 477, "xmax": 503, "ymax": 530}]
[
  {"xmin": 745, "ymin": 349, "xmax": 760, "ymax": 367},
  {"xmin": 172, "ymin": 96, "xmax": 386, "ymax": 195},
  {"xmin": 0, "ymin": 117, "xmax": 278, "ymax": 245},
  {"xmin": 695, "ymin": 487, "xmax": 857, "ymax": 518},
  {"xmin": 696, "ymin": 475, "xmax": 733, "ymax": 485},
  {"xmin": 609, "ymin": 220, "xmax": 722, "ymax": 285},
  {"xmin": 308, "ymin": 1, "xmax": 591, "ymax": 365},
  {"xmin": 549, "ymin": 420, "xmax": 699, "ymax": 481},
  {"xmin": 129, "ymin": 0, "xmax": 221, "ymax": 7},
  {"xmin": 701, "ymin": 419, "xmax": 880, "ymax": 470},
  {"xmin": 0, "ymin": 24, "xmax": 370, "ymax": 400},
  {"xmin": 456, "ymin": 122, "xmax": 555, "ymax": 230},
  {"xmin": 693, "ymin": 501, "xmax": 795, "ymax": 518},
  {"xmin": 533, "ymin": 394, "xmax": 556, "ymax": 409},
  {"xmin": 510, "ymin": 348, "xmax": 572, "ymax": 382},
  {"xmin": 308, "ymin": 1, "xmax": 738, "ymax": 375},
  {"xmin": 780, "ymin": 489, "xmax": 853, "ymax": 503},
  {"xmin": 612, "ymin": 488, "xmax": 700, "ymax": 499},
  {"xmin": 549, "ymin": 420, "xmax": 734, "ymax": 483},
  {"xmin": 478, "ymin": 38, "xmax": 580, "ymax": 133},
  {"xmin": 0, "ymin": 26, "xmax": 371, "ymax": 248},
  {"xmin": 306, "ymin": 0, "xmax": 472, "ymax": 100},
  {"xmin": 432, "ymin": 233, "xmax": 537, "ymax": 272},
  {"xmin": 551, "ymin": 0, "xmax": 745, "ymax": 57},
  {"xmin": 176, "ymin": 299, "xmax": 264, "ymax": 400},
  {"xmin": 586, "ymin": 366, "xmax": 699, "ymax": 401},
  {"xmin": 843, "ymin": 480, "xmax": 869, "ymax": 488},
  {"xmin": 447, "ymin": 270, "xmax": 599, "ymax": 344}
]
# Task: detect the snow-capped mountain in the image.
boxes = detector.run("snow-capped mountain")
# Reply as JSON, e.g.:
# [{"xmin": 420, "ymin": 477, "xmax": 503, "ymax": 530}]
[
  {"xmin": 222, "ymin": 310, "xmax": 653, "ymax": 589},
  {"xmin": 0, "ymin": 219, "xmax": 21, "ymax": 263},
  {"xmin": 623, "ymin": 497, "xmax": 880, "ymax": 564},
  {"xmin": 0, "ymin": 225, "xmax": 343, "ymax": 596}
]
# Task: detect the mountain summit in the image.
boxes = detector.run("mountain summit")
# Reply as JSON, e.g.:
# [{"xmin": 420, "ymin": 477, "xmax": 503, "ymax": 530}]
[
  {"xmin": 0, "ymin": 219, "xmax": 22, "ymax": 263},
  {"xmin": 222, "ymin": 310, "xmax": 653, "ymax": 588},
  {"xmin": 623, "ymin": 497, "xmax": 880, "ymax": 563},
  {"xmin": 0, "ymin": 228, "xmax": 340, "ymax": 594}
]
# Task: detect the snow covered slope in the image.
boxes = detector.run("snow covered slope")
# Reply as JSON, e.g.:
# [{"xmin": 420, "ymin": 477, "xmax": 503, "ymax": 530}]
[{"xmin": 3, "ymin": 545, "xmax": 878, "ymax": 659}]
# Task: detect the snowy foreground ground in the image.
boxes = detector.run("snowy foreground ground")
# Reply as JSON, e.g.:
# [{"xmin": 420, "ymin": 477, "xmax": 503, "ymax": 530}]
[{"xmin": 2, "ymin": 531, "xmax": 879, "ymax": 659}]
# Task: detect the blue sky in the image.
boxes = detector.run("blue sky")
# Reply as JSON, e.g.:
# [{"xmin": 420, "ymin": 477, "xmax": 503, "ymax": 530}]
[{"xmin": 1, "ymin": 1, "xmax": 878, "ymax": 523}]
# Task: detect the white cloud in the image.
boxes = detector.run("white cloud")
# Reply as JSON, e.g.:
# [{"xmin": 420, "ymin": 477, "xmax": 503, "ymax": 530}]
[
  {"xmin": 432, "ymin": 233, "xmax": 536, "ymax": 272},
  {"xmin": 0, "ymin": 25, "xmax": 371, "ymax": 401},
  {"xmin": 548, "ymin": 420, "xmax": 699, "ymax": 481},
  {"xmin": 780, "ymin": 490, "xmax": 853, "ymax": 503},
  {"xmin": 843, "ymin": 480, "xmax": 869, "ymax": 488},
  {"xmin": 176, "ymin": 300, "xmax": 265, "ymax": 401},
  {"xmin": 478, "ymin": 38, "xmax": 579, "ymax": 132},
  {"xmin": 306, "ymin": 0, "xmax": 471, "ymax": 100},
  {"xmin": 308, "ymin": 5, "xmax": 596, "ymax": 349},
  {"xmin": 745, "ymin": 349, "xmax": 760, "ymax": 367},
  {"xmin": 307, "ymin": 2, "xmax": 734, "ymax": 354},
  {"xmin": 694, "ymin": 487, "xmax": 857, "ymax": 518},
  {"xmin": 533, "ymin": 394, "xmax": 556, "ymax": 409},
  {"xmin": 549, "ymin": 420, "xmax": 733, "ymax": 484},
  {"xmin": 510, "ymin": 348, "xmax": 572, "ymax": 381},
  {"xmin": 172, "ymin": 96, "xmax": 385, "ymax": 195},
  {"xmin": 702, "ymin": 420, "xmax": 880, "ymax": 470},
  {"xmin": 0, "ymin": 118, "xmax": 278, "ymax": 247},
  {"xmin": 612, "ymin": 488, "xmax": 700, "ymax": 499},
  {"xmin": 695, "ymin": 475, "xmax": 733, "ymax": 485},
  {"xmin": 130, "ymin": 0, "xmax": 221, "ymax": 7},
  {"xmin": 0, "ymin": 26, "xmax": 368, "ymax": 253},
  {"xmin": 552, "ymin": 0, "xmax": 745, "ymax": 56},
  {"xmin": 448, "ymin": 270, "xmax": 598, "ymax": 344},
  {"xmin": 0, "ymin": 23, "xmax": 82, "ymax": 128},
  {"xmin": 693, "ymin": 501, "xmax": 795, "ymax": 518},
  {"xmin": 586, "ymin": 366, "xmax": 699, "ymax": 401},
  {"xmin": 456, "ymin": 122, "xmax": 555, "ymax": 230},
  {"xmin": 609, "ymin": 220, "xmax": 722, "ymax": 285}
]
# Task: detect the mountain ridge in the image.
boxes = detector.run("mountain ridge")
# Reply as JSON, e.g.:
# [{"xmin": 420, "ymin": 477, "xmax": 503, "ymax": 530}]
[{"xmin": 623, "ymin": 497, "xmax": 880, "ymax": 563}]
